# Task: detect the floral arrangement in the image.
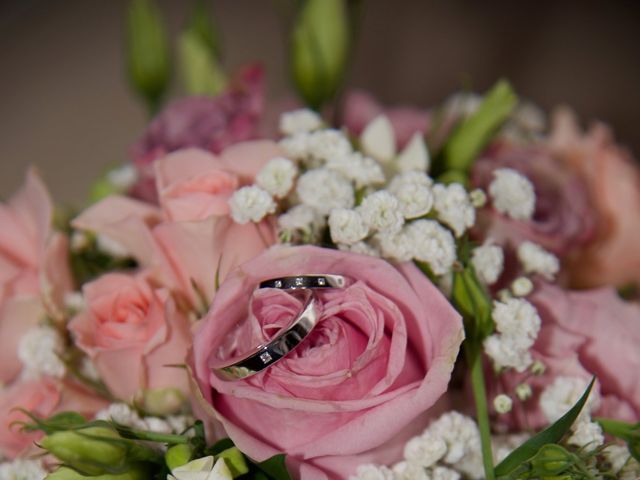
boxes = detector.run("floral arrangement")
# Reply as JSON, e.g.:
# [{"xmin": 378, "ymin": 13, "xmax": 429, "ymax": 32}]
[{"xmin": 1, "ymin": 1, "xmax": 639, "ymax": 480}]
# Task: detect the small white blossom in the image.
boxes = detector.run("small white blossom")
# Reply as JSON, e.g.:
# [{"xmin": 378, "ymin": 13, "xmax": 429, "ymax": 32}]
[
  {"xmin": 391, "ymin": 461, "xmax": 430, "ymax": 480},
  {"xmin": 515, "ymin": 383, "xmax": 532, "ymax": 401},
  {"xmin": 376, "ymin": 230, "xmax": 414, "ymax": 262},
  {"xmin": 70, "ymin": 230, "xmax": 90, "ymax": 251},
  {"xmin": 469, "ymin": 189, "xmax": 487, "ymax": 208},
  {"xmin": 531, "ymin": 360, "xmax": 546, "ymax": 375},
  {"xmin": 492, "ymin": 298, "xmax": 541, "ymax": 340},
  {"xmin": 568, "ymin": 420, "xmax": 604, "ymax": 450},
  {"xmin": 80, "ymin": 357, "xmax": 101, "ymax": 382},
  {"xmin": 279, "ymin": 109, "xmax": 323, "ymax": 135},
  {"xmin": 431, "ymin": 466, "xmax": 462, "ymax": 480},
  {"xmin": 279, "ymin": 132, "xmax": 310, "ymax": 159},
  {"xmin": 18, "ymin": 326, "xmax": 66, "ymax": 379},
  {"xmin": 329, "ymin": 208, "xmax": 369, "ymax": 245},
  {"xmin": 510, "ymin": 277, "xmax": 534, "ymax": 297},
  {"xmin": 142, "ymin": 417, "xmax": 172, "ymax": 434},
  {"xmin": 403, "ymin": 433, "xmax": 447, "ymax": 467},
  {"xmin": 604, "ymin": 445, "xmax": 632, "ymax": 474},
  {"xmin": 620, "ymin": 459, "xmax": 640, "ymax": 480},
  {"xmin": 471, "ymin": 243, "xmax": 504, "ymax": 285},
  {"xmin": 443, "ymin": 92, "xmax": 482, "ymax": 119},
  {"xmin": 339, "ymin": 241, "xmax": 380, "ymax": 257},
  {"xmin": 432, "ymin": 183, "xmax": 475, "ymax": 237},
  {"xmin": 407, "ymin": 220, "xmax": 456, "ymax": 275},
  {"xmin": 255, "ymin": 157, "xmax": 298, "ymax": 198},
  {"xmin": 539, "ymin": 376, "xmax": 600, "ymax": 425},
  {"xmin": 397, "ymin": 133, "xmax": 430, "ymax": 173},
  {"xmin": 169, "ymin": 456, "xmax": 232, "ymax": 480},
  {"xmin": 166, "ymin": 414, "xmax": 195, "ymax": 435},
  {"xmin": 307, "ymin": 129, "xmax": 353, "ymax": 162},
  {"xmin": 349, "ymin": 464, "xmax": 394, "ymax": 480},
  {"xmin": 297, "ymin": 169, "xmax": 354, "ymax": 214},
  {"xmin": 96, "ymin": 403, "xmax": 145, "ymax": 429},
  {"xmin": 497, "ymin": 289, "xmax": 512, "ymax": 302},
  {"xmin": 517, "ymin": 241, "xmax": 559, "ymax": 280},
  {"xmin": 388, "ymin": 172, "xmax": 434, "ymax": 219},
  {"xmin": 492, "ymin": 433, "xmax": 530, "ymax": 464},
  {"xmin": 326, "ymin": 152, "xmax": 385, "ymax": 188},
  {"xmin": 64, "ymin": 291, "xmax": 86, "ymax": 313},
  {"xmin": 361, "ymin": 115, "xmax": 396, "ymax": 163},
  {"xmin": 106, "ymin": 164, "xmax": 138, "ymax": 190},
  {"xmin": 358, "ymin": 191, "xmax": 404, "ymax": 234},
  {"xmin": 488, "ymin": 168, "xmax": 536, "ymax": 220},
  {"xmin": 96, "ymin": 234, "xmax": 129, "ymax": 258},
  {"xmin": 426, "ymin": 412, "xmax": 481, "ymax": 465},
  {"xmin": 229, "ymin": 186, "xmax": 276, "ymax": 224},
  {"xmin": 483, "ymin": 335, "xmax": 533, "ymax": 373},
  {"xmin": 493, "ymin": 394, "xmax": 513, "ymax": 414},
  {"xmin": 278, "ymin": 205, "xmax": 324, "ymax": 233},
  {"xmin": 0, "ymin": 459, "xmax": 47, "ymax": 480}
]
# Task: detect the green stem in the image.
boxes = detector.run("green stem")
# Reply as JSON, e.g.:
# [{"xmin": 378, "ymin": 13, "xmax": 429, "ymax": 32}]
[
  {"xmin": 594, "ymin": 417, "xmax": 635, "ymax": 439},
  {"xmin": 466, "ymin": 341, "xmax": 495, "ymax": 480},
  {"xmin": 116, "ymin": 427, "xmax": 188, "ymax": 445}
]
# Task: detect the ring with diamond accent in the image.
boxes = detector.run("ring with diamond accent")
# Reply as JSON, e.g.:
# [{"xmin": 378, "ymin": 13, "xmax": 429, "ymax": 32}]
[
  {"xmin": 209, "ymin": 290, "xmax": 320, "ymax": 381},
  {"xmin": 259, "ymin": 274, "xmax": 351, "ymax": 290}
]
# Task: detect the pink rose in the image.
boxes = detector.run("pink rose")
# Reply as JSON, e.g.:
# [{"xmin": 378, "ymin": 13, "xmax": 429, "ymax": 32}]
[
  {"xmin": 0, "ymin": 170, "xmax": 73, "ymax": 384},
  {"xmin": 550, "ymin": 107, "xmax": 640, "ymax": 288},
  {"xmin": 73, "ymin": 141, "xmax": 279, "ymax": 308},
  {"xmin": 0, "ymin": 378, "xmax": 107, "ymax": 459},
  {"xmin": 471, "ymin": 142, "xmax": 595, "ymax": 257},
  {"xmin": 341, "ymin": 90, "xmax": 431, "ymax": 148},
  {"xmin": 69, "ymin": 271, "xmax": 192, "ymax": 401},
  {"xmin": 191, "ymin": 246, "xmax": 464, "ymax": 479},
  {"xmin": 493, "ymin": 282, "xmax": 640, "ymax": 430}
]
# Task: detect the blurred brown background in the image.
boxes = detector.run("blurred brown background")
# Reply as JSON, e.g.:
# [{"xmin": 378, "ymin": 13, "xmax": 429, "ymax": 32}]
[{"xmin": 1, "ymin": 0, "xmax": 639, "ymax": 203}]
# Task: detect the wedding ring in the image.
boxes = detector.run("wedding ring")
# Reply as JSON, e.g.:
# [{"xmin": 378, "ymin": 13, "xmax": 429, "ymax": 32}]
[
  {"xmin": 259, "ymin": 274, "xmax": 351, "ymax": 290},
  {"xmin": 209, "ymin": 290, "xmax": 320, "ymax": 381}
]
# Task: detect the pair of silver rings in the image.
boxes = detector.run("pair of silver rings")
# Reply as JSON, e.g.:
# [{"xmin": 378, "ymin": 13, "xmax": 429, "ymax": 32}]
[{"xmin": 209, "ymin": 274, "xmax": 351, "ymax": 381}]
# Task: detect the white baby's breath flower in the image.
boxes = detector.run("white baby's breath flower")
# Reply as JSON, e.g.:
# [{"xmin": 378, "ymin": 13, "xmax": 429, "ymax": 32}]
[
  {"xmin": 0, "ymin": 458, "xmax": 47, "ymax": 480},
  {"xmin": 375, "ymin": 230, "xmax": 414, "ymax": 262},
  {"xmin": 492, "ymin": 298, "xmax": 541, "ymax": 340},
  {"xmin": 96, "ymin": 234, "xmax": 129, "ymax": 258},
  {"xmin": 407, "ymin": 220, "xmax": 456, "ymax": 275},
  {"xmin": 358, "ymin": 190, "xmax": 404, "ymax": 234},
  {"xmin": 427, "ymin": 412, "xmax": 481, "ymax": 465},
  {"xmin": 510, "ymin": 277, "xmax": 534, "ymax": 297},
  {"xmin": 307, "ymin": 129, "xmax": 353, "ymax": 162},
  {"xmin": 539, "ymin": 376, "xmax": 600, "ymax": 425},
  {"xmin": 483, "ymin": 335, "xmax": 533, "ymax": 373},
  {"xmin": 491, "ymin": 433, "xmax": 530, "ymax": 464},
  {"xmin": 277, "ymin": 205, "xmax": 324, "ymax": 234},
  {"xmin": 279, "ymin": 132, "xmax": 310, "ymax": 160},
  {"xmin": 349, "ymin": 464, "xmax": 394, "ymax": 480},
  {"xmin": 361, "ymin": 115, "xmax": 396, "ymax": 163},
  {"xmin": 469, "ymin": 189, "xmax": 487, "ymax": 208},
  {"xmin": 431, "ymin": 466, "xmax": 462, "ymax": 480},
  {"xmin": 279, "ymin": 109, "xmax": 323, "ymax": 135},
  {"xmin": 229, "ymin": 186, "xmax": 276, "ymax": 224},
  {"xmin": 443, "ymin": 92, "xmax": 482, "ymax": 119},
  {"xmin": 531, "ymin": 360, "xmax": 546, "ymax": 375},
  {"xmin": 106, "ymin": 164, "xmax": 138, "ymax": 190},
  {"xmin": 142, "ymin": 417, "xmax": 172, "ymax": 434},
  {"xmin": 64, "ymin": 291, "xmax": 86, "ymax": 313},
  {"xmin": 388, "ymin": 172, "xmax": 434, "ymax": 219},
  {"xmin": 339, "ymin": 241, "xmax": 380, "ymax": 257},
  {"xmin": 604, "ymin": 445, "xmax": 632, "ymax": 474},
  {"xmin": 471, "ymin": 243, "xmax": 504, "ymax": 285},
  {"xmin": 297, "ymin": 169, "xmax": 355, "ymax": 214},
  {"xmin": 568, "ymin": 420, "xmax": 604, "ymax": 451},
  {"xmin": 96, "ymin": 403, "xmax": 145, "ymax": 429},
  {"xmin": 488, "ymin": 168, "xmax": 536, "ymax": 220},
  {"xmin": 493, "ymin": 394, "xmax": 513, "ymax": 414},
  {"xmin": 517, "ymin": 241, "xmax": 559, "ymax": 280},
  {"xmin": 391, "ymin": 462, "xmax": 430, "ymax": 480},
  {"xmin": 326, "ymin": 152, "xmax": 385, "ymax": 188},
  {"xmin": 70, "ymin": 230, "xmax": 90, "ymax": 251},
  {"xmin": 432, "ymin": 183, "xmax": 475, "ymax": 237},
  {"xmin": 18, "ymin": 325, "xmax": 66, "ymax": 379},
  {"xmin": 80, "ymin": 357, "xmax": 101, "ymax": 382},
  {"xmin": 255, "ymin": 157, "xmax": 298, "ymax": 198},
  {"xmin": 169, "ymin": 456, "xmax": 232, "ymax": 480},
  {"xmin": 328, "ymin": 208, "xmax": 369, "ymax": 245},
  {"xmin": 397, "ymin": 133, "xmax": 430, "ymax": 172},
  {"xmin": 403, "ymin": 433, "xmax": 447, "ymax": 467},
  {"xmin": 515, "ymin": 383, "xmax": 532, "ymax": 401}
]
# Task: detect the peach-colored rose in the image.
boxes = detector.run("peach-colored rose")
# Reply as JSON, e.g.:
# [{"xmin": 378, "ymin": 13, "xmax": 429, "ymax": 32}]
[
  {"xmin": 69, "ymin": 271, "xmax": 192, "ymax": 401},
  {"xmin": 192, "ymin": 246, "xmax": 464, "ymax": 479},
  {"xmin": 73, "ymin": 141, "xmax": 278, "ymax": 308},
  {"xmin": 492, "ymin": 282, "xmax": 640, "ymax": 430},
  {"xmin": 0, "ymin": 170, "xmax": 73, "ymax": 384},
  {"xmin": 550, "ymin": 107, "xmax": 640, "ymax": 288},
  {"xmin": 0, "ymin": 378, "xmax": 107, "ymax": 459}
]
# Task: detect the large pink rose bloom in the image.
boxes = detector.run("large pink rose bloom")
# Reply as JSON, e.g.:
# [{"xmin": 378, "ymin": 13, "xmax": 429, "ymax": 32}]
[
  {"xmin": 0, "ymin": 378, "xmax": 107, "ymax": 459},
  {"xmin": 471, "ymin": 142, "xmax": 595, "ymax": 257},
  {"xmin": 69, "ymin": 271, "xmax": 192, "ymax": 401},
  {"xmin": 0, "ymin": 170, "xmax": 73, "ymax": 384},
  {"xmin": 192, "ymin": 246, "xmax": 464, "ymax": 479},
  {"xmin": 494, "ymin": 282, "xmax": 640, "ymax": 430},
  {"xmin": 73, "ymin": 141, "xmax": 278, "ymax": 308},
  {"xmin": 550, "ymin": 108, "xmax": 640, "ymax": 288}
]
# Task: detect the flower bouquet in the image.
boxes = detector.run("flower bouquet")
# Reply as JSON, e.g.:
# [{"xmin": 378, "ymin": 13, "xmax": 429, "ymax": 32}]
[{"xmin": 1, "ymin": 1, "xmax": 639, "ymax": 480}]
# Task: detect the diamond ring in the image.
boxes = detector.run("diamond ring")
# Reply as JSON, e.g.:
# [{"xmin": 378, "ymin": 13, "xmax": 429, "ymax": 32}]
[{"xmin": 259, "ymin": 274, "xmax": 351, "ymax": 290}]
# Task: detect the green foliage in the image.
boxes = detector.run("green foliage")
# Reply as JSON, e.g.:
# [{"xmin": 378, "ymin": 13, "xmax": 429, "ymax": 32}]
[
  {"xmin": 69, "ymin": 233, "xmax": 137, "ymax": 286},
  {"xmin": 596, "ymin": 417, "xmax": 640, "ymax": 462}
]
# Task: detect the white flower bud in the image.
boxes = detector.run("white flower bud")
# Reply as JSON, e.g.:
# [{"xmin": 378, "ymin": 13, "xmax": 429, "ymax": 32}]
[
  {"xmin": 256, "ymin": 157, "xmax": 298, "ymax": 198},
  {"xmin": 358, "ymin": 190, "xmax": 404, "ymax": 234},
  {"xmin": 296, "ymin": 168, "xmax": 354, "ymax": 214},
  {"xmin": 279, "ymin": 109, "xmax": 323, "ymax": 135},
  {"xmin": 493, "ymin": 394, "xmax": 513, "ymax": 414},
  {"xmin": 229, "ymin": 186, "xmax": 276, "ymax": 224},
  {"xmin": 517, "ymin": 241, "xmax": 559, "ymax": 280},
  {"xmin": 488, "ymin": 168, "xmax": 536, "ymax": 220},
  {"xmin": 397, "ymin": 133, "xmax": 430, "ymax": 172},
  {"xmin": 515, "ymin": 383, "xmax": 533, "ymax": 401},
  {"xmin": 361, "ymin": 115, "xmax": 396, "ymax": 163},
  {"xmin": 432, "ymin": 183, "xmax": 475, "ymax": 237},
  {"xmin": 328, "ymin": 208, "xmax": 369, "ymax": 245},
  {"xmin": 471, "ymin": 243, "xmax": 504, "ymax": 285},
  {"xmin": 511, "ymin": 277, "xmax": 534, "ymax": 297}
]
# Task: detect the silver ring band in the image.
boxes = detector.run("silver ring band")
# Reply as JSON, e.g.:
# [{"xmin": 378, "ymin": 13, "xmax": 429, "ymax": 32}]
[
  {"xmin": 259, "ymin": 274, "xmax": 351, "ymax": 290},
  {"xmin": 209, "ymin": 290, "xmax": 320, "ymax": 380}
]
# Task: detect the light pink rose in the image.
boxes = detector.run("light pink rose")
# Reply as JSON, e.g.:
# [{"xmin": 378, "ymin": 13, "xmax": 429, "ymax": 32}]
[
  {"xmin": 73, "ymin": 141, "xmax": 279, "ymax": 308},
  {"xmin": 550, "ymin": 107, "xmax": 640, "ymax": 289},
  {"xmin": 493, "ymin": 282, "xmax": 640, "ymax": 430},
  {"xmin": 0, "ymin": 378, "xmax": 107, "ymax": 459},
  {"xmin": 69, "ymin": 271, "xmax": 192, "ymax": 401},
  {"xmin": 191, "ymin": 246, "xmax": 464, "ymax": 479},
  {"xmin": 0, "ymin": 170, "xmax": 73, "ymax": 384},
  {"xmin": 341, "ymin": 90, "xmax": 431, "ymax": 148}
]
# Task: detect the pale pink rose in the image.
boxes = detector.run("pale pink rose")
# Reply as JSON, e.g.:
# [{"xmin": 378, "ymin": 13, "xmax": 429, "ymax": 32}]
[
  {"xmin": 550, "ymin": 107, "xmax": 640, "ymax": 288},
  {"xmin": 492, "ymin": 282, "xmax": 640, "ymax": 430},
  {"xmin": 471, "ymin": 142, "xmax": 595, "ymax": 258},
  {"xmin": 69, "ymin": 271, "xmax": 192, "ymax": 401},
  {"xmin": 0, "ymin": 378, "xmax": 107, "ymax": 459},
  {"xmin": 0, "ymin": 170, "xmax": 73, "ymax": 384},
  {"xmin": 341, "ymin": 90, "xmax": 431, "ymax": 148},
  {"xmin": 191, "ymin": 246, "xmax": 464, "ymax": 479}
]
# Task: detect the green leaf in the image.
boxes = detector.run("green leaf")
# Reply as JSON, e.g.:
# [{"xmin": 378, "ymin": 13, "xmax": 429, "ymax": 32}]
[
  {"xmin": 254, "ymin": 454, "xmax": 292, "ymax": 480},
  {"xmin": 217, "ymin": 447, "xmax": 249, "ymax": 477},
  {"xmin": 443, "ymin": 79, "xmax": 517, "ymax": 173},
  {"xmin": 495, "ymin": 376, "xmax": 596, "ymax": 477},
  {"xmin": 595, "ymin": 417, "xmax": 640, "ymax": 463},
  {"xmin": 187, "ymin": 0, "xmax": 220, "ymax": 58},
  {"xmin": 208, "ymin": 437, "xmax": 235, "ymax": 456}
]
